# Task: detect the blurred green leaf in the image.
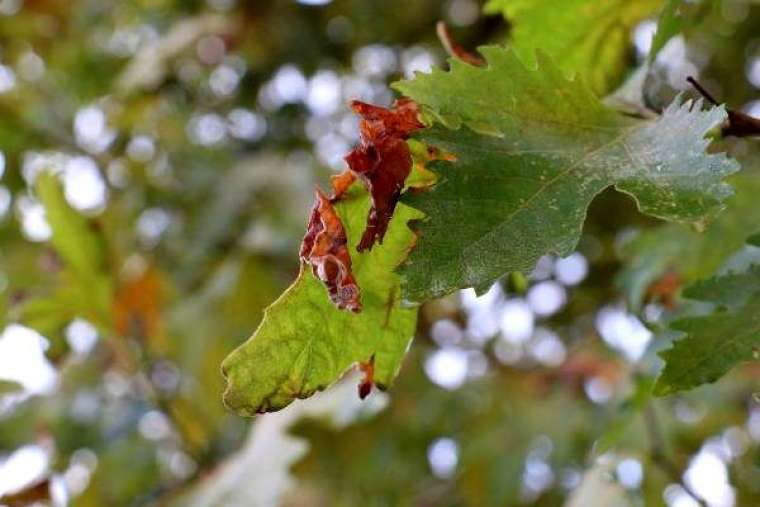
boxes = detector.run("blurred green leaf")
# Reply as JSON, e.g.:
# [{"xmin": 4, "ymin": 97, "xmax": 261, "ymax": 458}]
[
  {"xmin": 617, "ymin": 173, "xmax": 760, "ymax": 308},
  {"xmin": 32, "ymin": 172, "xmax": 112, "ymax": 328},
  {"xmin": 649, "ymin": 0, "xmax": 718, "ymax": 64},
  {"xmin": 484, "ymin": 0, "xmax": 662, "ymax": 94},
  {"xmin": 655, "ymin": 264, "xmax": 760, "ymax": 395}
]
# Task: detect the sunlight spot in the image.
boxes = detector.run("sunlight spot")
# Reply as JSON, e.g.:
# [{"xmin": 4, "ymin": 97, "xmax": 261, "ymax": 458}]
[
  {"xmin": 63, "ymin": 156, "xmax": 108, "ymax": 213},
  {"xmin": 683, "ymin": 449, "xmax": 735, "ymax": 507},
  {"xmin": 529, "ymin": 328, "xmax": 566, "ymax": 367},
  {"xmin": 500, "ymin": 299, "xmax": 534, "ymax": 344},
  {"xmin": 428, "ymin": 438, "xmax": 458, "ymax": 478},
  {"xmin": 138, "ymin": 410, "xmax": 172, "ymax": 441},
  {"xmin": 187, "ymin": 113, "xmax": 227, "ymax": 146},
  {"xmin": 210, "ymin": 64, "xmax": 241, "ymax": 97},
  {"xmin": 664, "ymin": 484, "xmax": 701, "ymax": 507},
  {"xmin": 431, "ymin": 319, "xmax": 463, "ymax": 347},
  {"xmin": 746, "ymin": 57, "xmax": 760, "ymax": 89},
  {"xmin": 401, "ymin": 47, "xmax": 437, "ymax": 79},
  {"xmin": 632, "ymin": 20, "xmax": 657, "ymax": 59},
  {"xmin": 126, "ymin": 135, "xmax": 156, "ymax": 162},
  {"xmin": 137, "ymin": 207, "xmax": 171, "ymax": 246},
  {"xmin": 16, "ymin": 196, "xmax": 51, "ymax": 242},
  {"xmin": 227, "ymin": 108, "xmax": 266, "ymax": 141},
  {"xmin": 596, "ymin": 306, "xmax": 652, "ymax": 362},
  {"xmin": 617, "ymin": 458, "xmax": 643, "ymax": 489},
  {"xmin": 306, "ymin": 70, "xmax": 341, "ymax": 116},
  {"xmin": 0, "ymin": 445, "xmax": 49, "ymax": 497},
  {"xmin": 0, "ymin": 64, "xmax": 16, "ymax": 93},
  {"xmin": 425, "ymin": 348, "xmax": 468, "ymax": 390},
  {"xmin": 527, "ymin": 281, "xmax": 566, "ymax": 317},
  {"xmin": 555, "ymin": 253, "xmax": 588, "ymax": 286},
  {"xmin": 447, "ymin": 0, "xmax": 479, "ymax": 26},
  {"xmin": 0, "ymin": 324, "xmax": 58, "ymax": 396},
  {"xmin": 18, "ymin": 51, "xmax": 45, "ymax": 81},
  {"xmin": 0, "ymin": 186, "xmax": 11, "ymax": 219},
  {"xmin": 584, "ymin": 376, "xmax": 613, "ymax": 404},
  {"xmin": 353, "ymin": 45, "xmax": 397, "ymax": 78},
  {"xmin": 74, "ymin": 106, "xmax": 116, "ymax": 154},
  {"xmin": 65, "ymin": 319, "xmax": 99, "ymax": 356}
]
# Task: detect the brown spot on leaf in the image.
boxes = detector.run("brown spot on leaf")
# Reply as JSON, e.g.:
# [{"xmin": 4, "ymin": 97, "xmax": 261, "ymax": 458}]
[
  {"xmin": 345, "ymin": 98, "xmax": 425, "ymax": 252},
  {"xmin": 300, "ymin": 188, "xmax": 362, "ymax": 312}
]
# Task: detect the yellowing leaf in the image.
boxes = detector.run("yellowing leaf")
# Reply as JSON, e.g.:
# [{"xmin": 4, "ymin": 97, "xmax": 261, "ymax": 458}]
[{"xmin": 222, "ymin": 185, "xmax": 419, "ymax": 415}]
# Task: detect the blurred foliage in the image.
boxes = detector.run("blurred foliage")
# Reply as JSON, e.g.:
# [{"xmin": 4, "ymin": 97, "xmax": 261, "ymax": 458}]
[{"xmin": 0, "ymin": 1, "xmax": 758, "ymax": 507}]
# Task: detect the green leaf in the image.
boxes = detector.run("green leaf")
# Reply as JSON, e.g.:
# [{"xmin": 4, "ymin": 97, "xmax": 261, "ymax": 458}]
[
  {"xmin": 394, "ymin": 47, "xmax": 738, "ymax": 303},
  {"xmin": 618, "ymin": 174, "xmax": 760, "ymax": 308},
  {"xmin": 34, "ymin": 172, "xmax": 112, "ymax": 327},
  {"xmin": 484, "ymin": 0, "xmax": 662, "ymax": 94},
  {"xmin": 654, "ymin": 265, "xmax": 760, "ymax": 396},
  {"xmin": 649, "ymin": 0, "xmax": 683, "ymax": 63},
  {"xmin": 35, "ymin": 172, "xmax": 104, "ymax": 279},
  {"xmin": 648, "ymin": 0, "xmax": 718, "ymax": 64},
  {"xmin": 222, "ymin": 185, "xmax": 419, "ymax": 415}
]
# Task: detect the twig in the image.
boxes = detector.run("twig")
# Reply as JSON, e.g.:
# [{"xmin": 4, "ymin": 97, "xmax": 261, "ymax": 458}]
[
  {"xmin": 436, "ymin": 21, "xmax": 485, "ymax": 67},
  {"xmin": 686, "ymin": 76, "xmax": 719, "ymax": 106},
  {"xmin": 687, "ymin": 76, "xmax": 760, "ymax": 138}
]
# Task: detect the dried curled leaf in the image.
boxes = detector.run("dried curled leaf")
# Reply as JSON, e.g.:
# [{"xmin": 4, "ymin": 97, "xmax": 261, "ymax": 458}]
[
  {"xmin": 357, "ymin": 354, "xmax": 375, "ymax": 399},
  {"xmin": 345, "ymin": 98, "xmax": 424, "ymax": 252},
  {"xmin": 300, "ymin": 188, "xmax": 362, "ymax": 312}
]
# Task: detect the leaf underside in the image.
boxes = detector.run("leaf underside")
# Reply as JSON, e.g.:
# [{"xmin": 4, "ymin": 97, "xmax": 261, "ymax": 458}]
[
  {"xmin": 222, "ymin": 185, "xmax": 419, "ymax": 415},
  {"xmin": 393, "ymin": 47, "xmax": 737, "ymax": 303}
]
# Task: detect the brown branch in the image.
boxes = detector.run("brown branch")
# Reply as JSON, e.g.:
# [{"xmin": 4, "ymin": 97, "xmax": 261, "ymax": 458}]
[
  {"xmin": 687, "ymin": 76, "xmax": 760, "ymax": 138},
  {"xmin": 436, "ymin": 21, "xmax": 485, "ymax": 67}
]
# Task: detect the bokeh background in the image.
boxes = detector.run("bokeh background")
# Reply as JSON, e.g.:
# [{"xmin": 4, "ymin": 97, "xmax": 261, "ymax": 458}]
[{"xmin": 0, "ymin": 0, "xmax": 759, "ymax": 506}]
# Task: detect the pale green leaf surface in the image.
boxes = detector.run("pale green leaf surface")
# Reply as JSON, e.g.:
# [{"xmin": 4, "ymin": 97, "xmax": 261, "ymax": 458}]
[
  {"xmin": 484, "ymin": 0, "xmax": 662, "ymax": 94},
  {"xmin": 655, "ymin": 265, "xmax": 760, "ymax": 395},
  {"xmin": 222, "ymin": 185, "xmax": 419, "ymax": 415},
  {"xmin": 394, "ymin": 47, "xmax": 737, "ymax": 302}
]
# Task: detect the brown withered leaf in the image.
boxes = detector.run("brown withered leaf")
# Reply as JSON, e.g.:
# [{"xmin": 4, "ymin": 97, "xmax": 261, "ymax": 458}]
[
  {"xmin": 357, "ymin": 354, "xmax": 375, "ymax": 399},
  {"xmin": 330, "ymin": 169, "xmax": 356, "ymax": 199},
  {"xmin": 345, "ymin": 98, "xmax": 424, "ymax": 252},
  {"xmin": 0, "ymin": 479, "xmax": 50, "ymax": 507},
  {"xmin": 113, "ymin": 263, "xmax": 166, "ymax": 347},
  {"xmin": 646, "ymin": 270, "xmax": 681, "ymax": 310},
  {"xmin": 300, "ymin": 188, "xmax": 362, "ymax": 312}
]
